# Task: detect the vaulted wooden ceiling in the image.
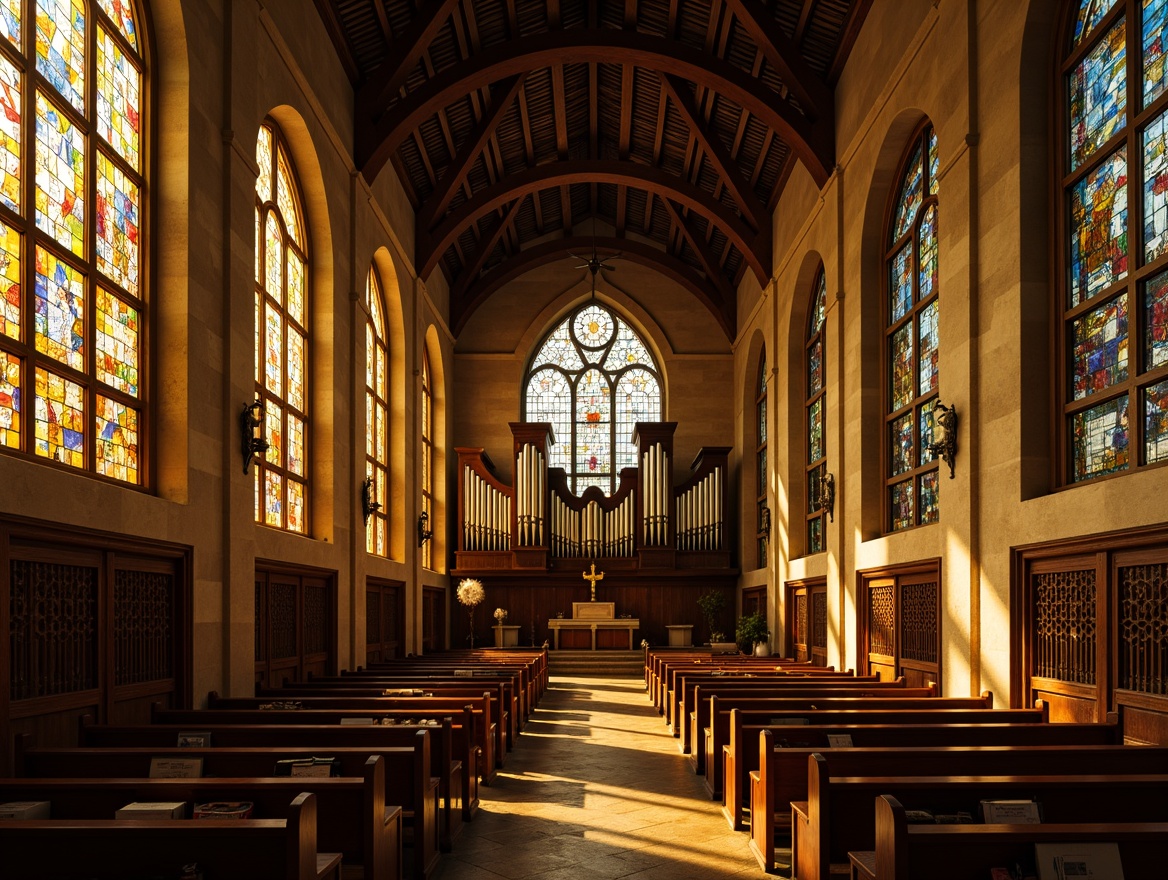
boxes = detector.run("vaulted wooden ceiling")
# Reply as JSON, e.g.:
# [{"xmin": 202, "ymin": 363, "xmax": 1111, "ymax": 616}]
[{"xmin": 314, "ymin": 0, "xmax": 871, "ymax": 338}]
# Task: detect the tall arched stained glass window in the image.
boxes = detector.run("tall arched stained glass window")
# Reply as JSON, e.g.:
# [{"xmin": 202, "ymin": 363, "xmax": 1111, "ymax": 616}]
[
  {"xmin": 365, "ymin": 267, "xmax": 389, "ymax": 557},
  {"xmin": 523, "ymin": 301, "xmax": 661, "ymax": 495},
  {"xmin": 1060, "ymin": 0, "xmax": 1168, "ymax": 482},
  {"xmin": 755, "ymin": 350, "xmax": 767, "ymax": 568},
  {"xmin": 806, "ymin": 269, "xmax": 827, "ymax": 553},
  {"xmin": 0, "ymin": 1, "xmax": 146, "ymax": 483},
  {"xmin": 884, "ymin": 123, "xmax": 940, "ymax": 532},
  {"xmin": 421, "ymin": 346, "xmax": 433, "ymax": 570},
  {"xmin": 254, "ymin": 121, "xmax": 309, "ymax": 534}
]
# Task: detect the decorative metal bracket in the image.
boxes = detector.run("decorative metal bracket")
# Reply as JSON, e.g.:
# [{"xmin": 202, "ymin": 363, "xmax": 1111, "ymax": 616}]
[
  {"xmin": 361, "ymin": 476, "xmax": 381, "ymax": 525},
  {"xmin": 927, "ymin": 402, "xmax": 958, "ymax": 479},
  {"xmin": 417, "ymin": 510, "xmax": 433, "ymax": 547},
  {"xmin": 240, "ymin": 400, "xmax": 269, "ymax": 474},
  {"xmin": 819, "ymin": 472, "xmax": 835, "ymax": 522}
]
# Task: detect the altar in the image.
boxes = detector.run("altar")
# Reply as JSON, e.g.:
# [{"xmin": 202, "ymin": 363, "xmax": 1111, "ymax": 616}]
[{"xmin": 548, "ymin": 602, "xmax": 639, "ymax": 650}]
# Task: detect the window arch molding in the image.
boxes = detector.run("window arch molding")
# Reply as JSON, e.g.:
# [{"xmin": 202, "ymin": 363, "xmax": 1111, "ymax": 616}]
[
  {"xmin": 369, "ymin": 246, "xmax": 406, "ymax": 560},
  {"xmin": 521, "ymin": 298, "xmax": 664, "ymax": 496}
]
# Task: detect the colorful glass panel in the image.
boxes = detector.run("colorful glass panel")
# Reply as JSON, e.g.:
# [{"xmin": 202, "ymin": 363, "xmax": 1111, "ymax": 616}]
[
  {"xmin": 603, "ymin": 325, "xmax": 654, "ymax": 371},
  {"xmin": 94, "ymin": 393, "xmax": 135, "ymax": 482},
  {"xmin": 890, "ymin": 244, "xmax": 912, "ymax": 321},
  {"xmin": 0, "ymin": 348, "xmax": 19, "ymax": 447},
  {"xmin": 36, "ymin": 0, "xmax": 85, "ymax": 112},
  {"xmin": 286, "ymin": 413, "xmax": 304, "ymax": 477},
  {"xmin": 286, "ymin": 251, "xmax": 304, "ymax": 325},
  {"xmin": 0, "ymin": 54, "xmax": 21, "ymax": 213},
  {"xmin": 96, "ymin": 26, "xmax": 139, "ymax": 170},
  {"xmin": 575, "ymin": 418, "xmax": 611, "ymax": 476},
  {"xmin": 533, "ymin": 323, "xmax": 584, "ymax": 371},
  {"xmin": 368, "ymin": 274, "xmax": 384, "ymax": 338},
  {"xmin": 1072, "ymin": 394, "xmax": 1130, "ymax": 480},
  {"xmin": 919, "ymin": 205, "xmax": 938, "ymax": 301},
  {"xmin": 920, "ymin": 400, "xmax": 938, "ymax": 465},
  {"xmin": 95, "ymin": 287, "xmax": 136, "ymax": 396},
  {"xmin": 1146, "ymin": 269, "xmax": 1168, "ymax": 369},
  {"xmin": 927, "ymin": 128, "xmax": 939, "ymax": 196},
  {"xmin": 0, "ymin": 0, "xmax": 18, "ymax": 49},
  {"xmin": 34, "ymin": 365, "xmax": 82, "ymax": 466},
  {"xmin": 1143, "ymin": 0, "xmax": 1168, "ymax": 107},
  {"xmin": 892, "ymin": 140, "xmax": 923, "ymax": 241},
  {"xmin": 34, "ymin": 245, "xmax": 83, "ymax": 370},
  {"xmin": 0, "ymin": 218, "xmax": 20, "ymax": 339},
  {"xmin": 264, "ymin": 212, "xmax": 281, "ymax": 301},
  {"xmin": 808, "ymin": 397, "xmax": 823, "ymax": 463},
  {"xmin": 35, "ymin": 90, "xmax": 85, "ymax": 256},
  {"xmin": 364, "ymin": 393, "xmax": 373, "ymax": 457},
  {"xmin": 890, "ymin": 480, "xmax": 914, "ymax": 531},
  {"xmin": 918, "ymin": 470, "xmax": 940, "ymax": 525},
  {"xmin": 253, "ymin": 290, "xmax": 259, "ymax": 380},
  {"xmin": 263, "ymin": 399, "xmax": 281, "ymax": 464},
  {"xmin": 1069, "ymin": 147, "xmax": 1128, "ymax": 308},
  {"xmin": 574, "ymin": 304, "xmax": 614, "ymax": 348},
  {"xmin": 95, "ymin": 150, "xmax": 139, "ymax": 295},
  {"xmin": 276, "ymin": 153, "xmax": 300, "ymax": 248},
  {"xmin": 375, "ymin": 400, "xmax": 385, "ymax": 461},
  {"xmin": 96, "ymin": 0, "xmax": 135, "ymax": 49},
  {"xmin": 1075, "ymin": 0, "xmax": 1119, "ymax": 46},
  {"xmin": 287, "ymin": 478, "xmax": 304, "ymax": 534},
  {"xmin": 890, "ymin": 324, "xmax": 913, "ymax": 411},
  {"xmin": 256, "ymin": 126, "xmax": 272, "ymax": 203},
  {"xmin": 615, "ymin": 367, "xmax": 659, "ymax": 470},
  {"xmin": 1143, "ymin": 110, "xmax": 1168, "ymax": 263},
  {"xmin": 263, "ymin": 470, "xmax": 281, "ymax": 526},
  {"xmin": 1145, "ymin": 378, "xmax": 1168, "ymax": 463},
  {"xmin": 811, "ymin": 272, "xmax": 826, "ymax": 334},
  {"xmin": 807, "ymin": 338, "xmax": 822, "ymax": 395},
  {"xmin": 1073, "ymin": 293, "xmax": 1128, "ymax": 398},
  {"xmin": 890, "ymin": 412, "xmax": 913, "ymax": 475},
  {"xmin": 264, "ymin": 302, "xmax": 281, "ymax": 395},
  {"xmin": 576, "ymin": 368, "xmax": 610, "ymax": 425},
  {"xmin": 918, "ymin": 299, "xmax": 939, "ymax": 397},
  {"xmin": 364, "ymin": 323, "xmax": 374, "ymax": 390},
  {"xmin": 375, "ymin": 344, "xmax": 385, "ymax": 399},
  {"xmin": 286, "ymin": 326, "xmax": 304, "ymax": 411},
  {"xmin": 1069, "ymin": 17, "xmax": 1126, "ymax": 171},
  {"xmin": 807, "ymin": 516, "xmax": 822, "ymax": 555}
]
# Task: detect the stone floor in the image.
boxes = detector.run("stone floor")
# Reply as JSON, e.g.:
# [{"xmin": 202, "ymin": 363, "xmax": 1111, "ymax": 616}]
[{"xmin": 432, "ymin": 674, "xmax": 761, "ymax": 880}]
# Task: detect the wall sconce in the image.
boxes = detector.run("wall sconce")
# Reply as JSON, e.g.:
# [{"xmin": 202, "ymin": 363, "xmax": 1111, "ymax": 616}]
[
  {"xmin": 928, "ymin": 401, "xmax": 958, "ymax": 479},
  {"xmin": 360, "ymin": 476, "xmax": 381, "ymax": 525},
  {"xmin": 239, "ymin": 399, "xmax": 269, "ymax": 474},
  {"xmin": 417, "ymin": 510, "xmax": 433, "ymax": 547},
  {"xmin": 819, "ymin": 472, "xmax": 835, "ymax": 522}
]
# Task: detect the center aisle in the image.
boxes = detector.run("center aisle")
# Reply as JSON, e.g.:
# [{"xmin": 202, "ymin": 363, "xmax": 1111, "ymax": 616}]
[{"xmin": 433, "ymin": 674, "xmax": 759, "ymax": 880}]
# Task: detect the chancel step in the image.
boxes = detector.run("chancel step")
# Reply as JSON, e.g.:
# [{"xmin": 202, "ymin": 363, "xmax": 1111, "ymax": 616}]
[{"xmin": 548, "ymin": 649, "xmax": 644, "ymax": 677}]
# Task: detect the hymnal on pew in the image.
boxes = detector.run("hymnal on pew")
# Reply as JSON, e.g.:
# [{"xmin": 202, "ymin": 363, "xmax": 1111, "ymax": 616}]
[
  {"xmin": 149, "ymin": 756, "xmax": 204, "ymax": 778},
  {"xmin": 176, "ymin": 730, "xmax": 211, "ymax": 747},
  {"xmin": 273, "ymin": 757, "xmax": 340, "ymax": 777},
  {"xmin": 981, "ymin": 799, "xmax": 1042, "ymax": 824},
  {"xmin": 115, "ymin": 801, "xmax": 186, "ymax": 819},
  {"xmin": 0, "ymin": 801, "xmax": 50, "ymax": 818},
  {"xmin": 193, "ymin": 801, "xmax": 254, "ymax": 819},
  {"xmin": 1034, "ymin": 842, "xmax": 1123, "ymax": 880}
]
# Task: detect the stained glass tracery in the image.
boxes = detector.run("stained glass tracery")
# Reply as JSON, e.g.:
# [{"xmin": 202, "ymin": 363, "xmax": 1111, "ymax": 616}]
[
  {"xmin": 523, "ymin": 301, "xmax": 661, "ymax": 495},
  {"xmin": 365, "ymin": 268, "xmax": 390, "ymax": 557},
  {"xmin": 806, "ymin": 270, "xmax": 827, "ymax": 555}
]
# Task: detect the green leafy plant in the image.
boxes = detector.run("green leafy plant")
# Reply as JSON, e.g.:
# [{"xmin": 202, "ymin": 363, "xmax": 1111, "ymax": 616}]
[
  {"xmin": 697, "ymin": 590, "xmax": 727, "ymax": 642},
  {"xmin": 736, "ymin": 611, "xmax": 770, "ymax": 649}
]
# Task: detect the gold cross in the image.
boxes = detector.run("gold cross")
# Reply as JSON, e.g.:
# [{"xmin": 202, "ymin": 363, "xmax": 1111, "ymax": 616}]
[{"xmin": 582, "ymin": 562, "xmax": 605, "ymax": 601}]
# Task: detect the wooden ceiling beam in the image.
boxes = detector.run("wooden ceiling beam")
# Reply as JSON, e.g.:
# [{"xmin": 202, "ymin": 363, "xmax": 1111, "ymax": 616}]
[
  {"xmin": 451, "ymin": 236, "xmax": 734, "ymax": 339},
  {"xmin": 451, "ymin": 197, "xmax": 523, "ymax": 303},
  {"xmin": 662, "ymin": 198, "xmax": 733, "ymax": 303},
  {"xmin": 357, "ymin": 30, "xmax": 833, "ymax": 187},
  {"xmin": 560, "ymin": 184, "xmax": 573, "ymax": 235},
  {"xmin": 357, "ymin": 0, "xmax": 462, "ymax": 118},
  {"xmin": 616, "ymin": 185, "xmax": 627, "ymax": 237},
  {"xmin": 659, "ymin": 74, "xmax": 766, "ymax": 230},
  {"xmin": 722, "ymin": 0, "xmax": 832, "ymax": 119},
  {"xmin": 618, "ymin": 64, "xmax": 634, "ymax": 157},
  {"xmin": 419, "ymin": 74, "xmax": 525, "ymax": 230},
  {"xmin": 552, "ymin": 64, "xmax": 569, "ymax": 159},
  {"xmin": 416, "ymin": 159, "xmax": 769, "ymax": 280}
]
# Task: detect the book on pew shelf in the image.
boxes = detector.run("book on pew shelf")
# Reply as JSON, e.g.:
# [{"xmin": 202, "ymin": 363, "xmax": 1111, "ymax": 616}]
[
  {"xmin": 903, "ymin": 809, "xmax": 936, "ymax": 824},
  {"xmin": 454, "ymin": 669, "xmax": 474, "ymax": 677},
  {"xmin": 0, "ymin": 801, "xmax": 50, "ymax": 819},
  {"xmin": 193, "ymin": 801, "xmax": 254, "ymax": 819},
  {"xmin": 176, "ymin": 730, "xmax": 211, "ymax": 748},
  {"xmin": 340, "ymin": 716, "xmax": 376, "ymax": 725},
  {"xmin": 933, "ymin": 811, "xmax": 974, "ymax": 824},
  {"xmin": 768, "ymin": 717, "xmax": 809, "ymax": 725},
  {"xmin": 383, "ymin": 688, "xmax": 425, "ymax": 695},
  {"xmin": 273, "ymin": 757, "xmax": 341, "ymax": 777},
  {"xmin": 115, "ymin": 801, "xmax": 186, "ymax": 819},
  {"xmin": 826, "ymin": 733, "xmax": 854, "ymax": 747},
  {"xmin": 981, "ymin": 799, "xmax": 1042, "ymax": 824},
  {"xmin": 1034, "ymin": 843, "xmax": 1123, "ymax": 880},
  {"xmin": 149, "ymin": 756, "xmax": 204, "ymax": 778}
]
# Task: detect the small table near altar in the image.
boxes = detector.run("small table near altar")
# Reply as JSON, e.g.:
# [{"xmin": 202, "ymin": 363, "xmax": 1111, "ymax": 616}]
[{"xmin": 549, "ymin": 602, "xmax": 639, "ymax": 650}]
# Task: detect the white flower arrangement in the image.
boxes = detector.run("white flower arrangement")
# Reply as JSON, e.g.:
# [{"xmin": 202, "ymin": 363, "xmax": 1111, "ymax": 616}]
[
  {"xmin": 493, "ymin": 607, "xmax": 508, "ymax": 623},
  {"xmin": 456, "ymin": 578, "xmax": 484, "ymax": 608}
]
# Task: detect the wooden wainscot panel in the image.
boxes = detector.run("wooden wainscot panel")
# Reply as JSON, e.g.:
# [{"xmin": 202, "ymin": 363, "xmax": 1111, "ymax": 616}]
[
  {"xmin": 1034, "ymin": 687, "xmax": 1099, "ymax": 724},
  {"xmin": 1119, "ymin": 704, "xmax": 1168, "ymax": 745}
]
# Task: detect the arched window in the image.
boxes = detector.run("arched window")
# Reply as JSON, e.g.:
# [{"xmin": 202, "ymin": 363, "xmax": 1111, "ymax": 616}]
[
  {"xmin": 806, "ymin": 269, "xmax": 827, "ymax": 553},
  {"xmin": 755, "ymin": 350, "xmax": 767, "ymax": 568},
  {"xmin": 523, "ymin": 301, "xmax": 661, "ymax": 495},
  {"xmin": 365, "ymin": 267, "xmax": 388, "ymax": 556},
  {"xmin": 884, "ymin": 123, "xmax": 940, "ymax": 532},
  {"xmin": 420, "ymin": 345, "xmax": 433, "ymax": 570},
  {"xmin": 0, "ymin": 1, "xmax": 146, "ymax": 483},
  {"xmin": 1059, "ymin": 0, "xmax": 1168, "ymax": 482},
  {"xmin": 254, "ymin": 121, "xmax": 309, "ymax": 533}
]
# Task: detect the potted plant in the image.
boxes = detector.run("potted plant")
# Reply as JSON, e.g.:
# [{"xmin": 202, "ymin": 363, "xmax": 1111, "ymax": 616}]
[
  {"xmin": 736, "ymin": 611, "xmax": 770, "ymax": 656},
  {"xmin": 697, "ymin": 590, "xmax": 734, "ymax": 650}
]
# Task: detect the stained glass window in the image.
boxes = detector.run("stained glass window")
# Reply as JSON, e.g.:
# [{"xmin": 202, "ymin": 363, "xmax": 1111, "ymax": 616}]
[
  {"xmin": 254, "ymin": 121, "xmax": 309, "ymax": 533},
  {"xmin": 885, "ymin": 123, "xmax": 940, "ymax": 531},
  {"xmin": 365, "ymin": 267, "xmax": 390, "ymax": 558},
  {"xmin": 0, "ymin": 0, "xmax": 145, "ymax": 482},
  {"xmin": 421, "ymin": 346, "xmax": 433, "ymax": 570},
  {"xmin": 1062, "ymin": 2, "xmax": 1168, "ymax": 482},
  {"xmin": 522, "ymin": 301, "xmax": 661, "ymax": 495},
  {"xmin": 756, "ymin": 350, "xmax": 767, "ymax": 568},
  {"xmin": 805, "ymin": 270, "xmax": 827, "ymax": 555}
]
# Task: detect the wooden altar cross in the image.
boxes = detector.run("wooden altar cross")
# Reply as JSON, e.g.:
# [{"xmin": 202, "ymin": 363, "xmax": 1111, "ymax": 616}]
[{"xmin": 582, "ymin": 562, "xmax": 605, "ymax": 601}]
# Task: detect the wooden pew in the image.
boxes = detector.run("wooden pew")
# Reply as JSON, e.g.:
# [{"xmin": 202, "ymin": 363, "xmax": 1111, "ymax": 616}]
[
  {"xmin": 870, "ymin": 795, "xmax": 1168, "ymax": 880},
  {"xmin": 382, "ymin": 648, "xmax": 549, "ymax": 704},
  {"xmin": 794, "ymin": 756, "xmax": 1168, "ymax": 880},
  {"xmin": 645, "ymin": 651, "xmax": 823, "ymax": 711},
  {"xmin": 349, "ymin": 661, "xmax": 532, "ymax": 727},
  {"xmin": 729, "ymin": 711, "xmax": 1120, "ymax": 834},
  {"xmin": 656, "ymin": 661, "xmax": 848, "ymax": 720},
  {"xmin": 0, "ymin": 790, "xmax": 341, "ymax": 880},
  {"xmin": 78, "ymin": 721, "xmax": 440, "ymax": 880},
  {"xmin": 701, "ymin": 695, "xmax": 1003, "ymax": 795},
  {"xmin": 0, "ymin": 756, "xmax": 401, "ymax": 880}
]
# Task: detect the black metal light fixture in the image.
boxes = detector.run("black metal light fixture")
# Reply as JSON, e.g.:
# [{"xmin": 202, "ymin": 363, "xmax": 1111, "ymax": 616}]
[
  {"xmin": 928, "ymin": 402, "xmax": 958, "ymax": 479},
  {"xmin": 417, "ymin": 510, "xmax": 433, "ymax": 547},
  {"xmin": 240, "ymin": 400, "xmax": 269, "ymax": 474},
  {"xmin": 360, "ymin": 476, "xmax": 381, "ymax": 525},
  {"xmin": 819, "ymin": 472, "xmax": 835, "ymax": 522}
]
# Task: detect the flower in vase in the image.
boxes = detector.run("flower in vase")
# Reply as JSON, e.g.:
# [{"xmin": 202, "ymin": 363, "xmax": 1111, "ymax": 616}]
[
  {"xmin": 457, "ymin": 578, "xmax": 485, "ymax": 607},
  {"xmin": 493, "ymin": 607, "xmax": 508, "ymax": 624}
]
